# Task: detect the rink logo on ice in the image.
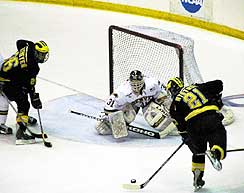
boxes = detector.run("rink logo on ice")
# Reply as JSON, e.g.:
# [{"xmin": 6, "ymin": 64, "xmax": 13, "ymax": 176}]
[{"xmin": 180, "ymin": 0, "xmax": 203, "ymax": 13}]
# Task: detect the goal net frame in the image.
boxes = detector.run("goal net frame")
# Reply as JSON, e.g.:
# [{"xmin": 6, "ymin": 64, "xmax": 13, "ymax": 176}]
[
  {"xmin": 108, "ymin": 25, "xmax": 204, "ymax": 94},
  {"xmin": 108, "ymin": 25, "xmax": 234, "ymax": 126}
]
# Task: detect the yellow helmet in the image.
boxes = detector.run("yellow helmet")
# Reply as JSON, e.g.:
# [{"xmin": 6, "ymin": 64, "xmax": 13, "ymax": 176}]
[
  {"xmin": 34, "ymin": 41, "xmax": 49, "ymax": 63},
  {"xmin": 166, "ymin": 77, "xmax": 184, "ymax": 98},
  {"xmin": 35, "ymin": 41, "xmax": 49, "ymax": 53}
]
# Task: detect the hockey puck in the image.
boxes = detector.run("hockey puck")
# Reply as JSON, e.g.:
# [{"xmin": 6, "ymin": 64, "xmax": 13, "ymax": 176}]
[{"xmin": 131, "ymin": 179, "xmax": 136, "ymax": 183}]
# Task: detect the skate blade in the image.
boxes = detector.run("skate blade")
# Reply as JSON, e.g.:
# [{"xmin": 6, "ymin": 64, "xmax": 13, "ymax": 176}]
[
  {"xmin": 194, "ymin": 185, "xmax": 203, "ymax": 192},
  {"xmin": 213, "ymin": 162, "xmax": 222, "ymax": 171},
  {"xmin": 206, "ymin": 151, "xmax": 222, "ymax": 171},
  {"xmin": 0, "ymin": 130, "xmax": 13, "ymax": 135},
  {"xmin": 15, "ymin": 139, "xmax": 36, "ymax": 145}
]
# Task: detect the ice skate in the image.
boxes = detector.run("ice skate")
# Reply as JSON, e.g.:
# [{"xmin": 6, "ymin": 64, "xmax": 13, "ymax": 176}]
[
  {"xmin": 206, "ymin": 150, "xmax": 222, "ymax": 171},
  {"xmin": 15, "ymin": 123, "xmax": 36, "ymax": 145},
  {"xmin": 193, "ymin": 169, "xmax": 205, "ymax": 192},
  {"xmin": 0, "ymin": 124, "xmax": 13, "ymax": 134}
]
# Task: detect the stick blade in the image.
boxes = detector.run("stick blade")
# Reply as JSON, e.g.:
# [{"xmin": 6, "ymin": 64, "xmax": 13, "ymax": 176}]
[
  {"xmin": 122, "ymin": 183, "xmax": 141, "ymax": 190},
  {"xmin": 44, "ymin": 141, "xmax": 52, "ymax": 148}
]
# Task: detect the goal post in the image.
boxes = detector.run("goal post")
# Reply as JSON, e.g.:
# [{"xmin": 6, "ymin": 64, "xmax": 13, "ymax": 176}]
[{"xmin": 109, "ymin": 25, "xmax": 185, "ymax": 94}]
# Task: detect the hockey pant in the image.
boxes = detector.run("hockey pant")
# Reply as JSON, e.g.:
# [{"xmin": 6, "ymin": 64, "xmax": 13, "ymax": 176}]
[
  {"xmin": 2, "ymin": 85, "xmax": 31, "ymax": 124},
  {"xmin": 185, "ymin": 112, "xmax": 227, "ymax": 173}
]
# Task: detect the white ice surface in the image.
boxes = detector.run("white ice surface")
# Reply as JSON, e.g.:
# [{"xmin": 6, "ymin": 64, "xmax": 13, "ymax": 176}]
[{"xmin": 0, "ymin": 1, "xmax": 244, "ymax": 193}]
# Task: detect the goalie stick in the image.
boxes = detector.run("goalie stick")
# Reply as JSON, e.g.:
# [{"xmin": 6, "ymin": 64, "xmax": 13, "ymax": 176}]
[
  {"xmin": 122, "ymin": 142, "xmax": 184, "ymax": 190},
  {"xmin": 69, "ymin": 110, "xmax": 162, "ymax": 139}
]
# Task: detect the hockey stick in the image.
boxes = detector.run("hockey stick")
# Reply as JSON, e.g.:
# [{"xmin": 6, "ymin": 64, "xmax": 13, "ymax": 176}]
[
  {"xmin": 226, "ymin": 148, "xmax": 244, "ymax": 152},
  {"xmin": 69, "ymin": 110, "xmax": 161, "ymax": 139},
  {"xmin": 122, "ymin": 141, "xmax": 184, "ymax": 190},
  {"xmin": 37, "ymin": 109, "xmax": 52, "ymax": 148},
  {"xmin": 1, "ymin": 92, "xmax": 48, "ymax": 139}
]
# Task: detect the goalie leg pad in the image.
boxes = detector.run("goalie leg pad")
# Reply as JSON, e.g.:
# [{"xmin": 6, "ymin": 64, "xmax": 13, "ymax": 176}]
[
  {"xmin": 95, "ymin": 120, "xmax": 112, "ymax": 135},
  {"xmin": 158, "ymin": 121, "xmax": 178, "ymax": 138},
  {"xmin": 109, "ymin": 111, "xmax": 128, "ymax": 139},
  {"xmin": 122, "ymin": 103, "xmax": 137, "ymax": 124},
  {"xmin": 143, "ymin": 101, "xmax": 168, "ymax": 128},
  {"xmin": 221, "ymin": 106, "xmax": 234, "ymax": 126},
  {"xmin": 143, "ymin": 101, "xmax": 178, "ymax": 138}
]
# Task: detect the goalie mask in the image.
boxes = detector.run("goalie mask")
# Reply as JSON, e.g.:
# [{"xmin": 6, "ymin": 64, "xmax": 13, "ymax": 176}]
[
  {"xmin": 34, "ymin": 40, "xmax": 49, "ymax": 63},
  {"xmin": 129, "ymin": 70, "xmax": 145, "ymax": 94},
  {"xmin": 166, "ymin": 77, "xmax": 184, "ymax": 98}
]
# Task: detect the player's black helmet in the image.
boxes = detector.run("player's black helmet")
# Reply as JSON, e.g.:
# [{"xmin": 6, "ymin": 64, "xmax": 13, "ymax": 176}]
[
  {"xmin": 34, "ymin": 40, "xmax": 49, "ymax": 63},
  {"xmin": 166, "ymin": 77, "xmax": 184, "ymax": 98},
  {"xmin": 129, "ymin": 70, "xmax": 144, "ymax": 94}
]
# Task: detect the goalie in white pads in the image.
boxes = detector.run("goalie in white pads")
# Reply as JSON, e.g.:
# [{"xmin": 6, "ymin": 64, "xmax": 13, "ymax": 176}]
[{"xmin": 95, "ymin": 70, "xmax": 177, "ymax": 138}]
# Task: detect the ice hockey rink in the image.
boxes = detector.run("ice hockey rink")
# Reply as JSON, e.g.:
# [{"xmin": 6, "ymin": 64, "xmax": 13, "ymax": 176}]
[{"xmin": 0, "ymin": 1, "xmax": 244, "ymax": 193}]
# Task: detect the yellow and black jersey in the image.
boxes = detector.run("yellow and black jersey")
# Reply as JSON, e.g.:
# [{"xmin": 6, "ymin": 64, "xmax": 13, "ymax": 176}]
[
  {"xmin": 170, "ymin": 80, "xmax": 223, "ymax": 131},
  {"xmin": 0, "ymin": 40, "xmax": 40, "ymax": 92}
]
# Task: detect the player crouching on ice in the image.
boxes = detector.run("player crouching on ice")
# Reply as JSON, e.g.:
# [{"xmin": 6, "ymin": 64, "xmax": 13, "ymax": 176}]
[
  {"xmin": 95, "ymin": 70, "xmax": 177, "ymax": 139},
  {"xmin": 0, "ymin": 40, "xmax": 49, "ymax": 144}
]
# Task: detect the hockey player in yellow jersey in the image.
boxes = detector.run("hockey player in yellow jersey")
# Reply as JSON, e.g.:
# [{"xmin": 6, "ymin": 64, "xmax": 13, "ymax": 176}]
[
  {"xmin": 0, "ymin": 40, "xmax": 49, "ymax": 144},
  {"xmin": 166, "ymin": 77, "xmax": 227, "ymax": 191}
]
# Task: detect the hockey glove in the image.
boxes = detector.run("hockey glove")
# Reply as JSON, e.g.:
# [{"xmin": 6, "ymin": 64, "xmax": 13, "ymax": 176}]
[
  {"xmin": 30, "ymin": 93, "xmax": 42, "ymax": 109},
  {"xmin": 212, "ymin": 93, "xmax": 224, "ymax": 109},
  {"xmin": 180, "ymin": 132, "xmax": 190, "ymax": 145}
]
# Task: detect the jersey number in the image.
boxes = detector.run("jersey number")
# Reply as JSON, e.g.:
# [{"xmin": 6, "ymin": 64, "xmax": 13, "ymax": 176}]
[
  {"xmin": 2, "ymin": 49, "xmax": 27, "ymax": 72},
  {"xmin": 3, "ymin": 53, "xmax": 19, "ymax": 72},
  {"xmin": 106, "ymin": 98, "xmax": 115, "ymax": 108},
  {"xmin": 183, "ymin": 88, "xmax": 208, "ymax": 109}
]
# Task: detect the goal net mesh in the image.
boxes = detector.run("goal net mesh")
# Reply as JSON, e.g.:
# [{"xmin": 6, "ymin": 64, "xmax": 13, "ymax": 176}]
[{"xmin": 109, "ymin": 25, "xmax": 203, "ymax": 93}]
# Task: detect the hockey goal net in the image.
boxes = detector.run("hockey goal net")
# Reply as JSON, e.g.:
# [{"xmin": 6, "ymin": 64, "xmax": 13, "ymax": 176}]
[
  {"xmin": 108, "ymin": 25, "xmax": 203, "ymax": 93},
  {"xmin": 108, "ymin": 25, "xmax": 234, "ymax": 126}
]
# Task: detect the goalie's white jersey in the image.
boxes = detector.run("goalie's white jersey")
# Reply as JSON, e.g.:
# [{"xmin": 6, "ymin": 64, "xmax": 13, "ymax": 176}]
[{"xmin": 104, "ymin": 77, "xmax": 167, "ymax": 112}]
